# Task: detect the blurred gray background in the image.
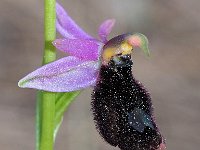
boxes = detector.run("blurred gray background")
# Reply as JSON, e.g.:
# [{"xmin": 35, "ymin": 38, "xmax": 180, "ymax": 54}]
[{"xmin": 1, "ymin": 0, "xmax": 200, "ymax": 149}]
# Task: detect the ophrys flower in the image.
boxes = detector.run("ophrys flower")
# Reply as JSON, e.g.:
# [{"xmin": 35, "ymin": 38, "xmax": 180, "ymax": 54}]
[
  {"xmin": 18, "ymin": 3, "xmax": 165, "ymax": 150},
  {"xmin": 18, "ymin": 3, "xmax": 147, "ymax": 92}
]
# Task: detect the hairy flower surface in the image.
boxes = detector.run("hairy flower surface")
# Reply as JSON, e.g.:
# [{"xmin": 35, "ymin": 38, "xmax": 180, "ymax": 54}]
[{"xmin": 18, "ymin": 3, "xmax": 115, "ymax": 92}]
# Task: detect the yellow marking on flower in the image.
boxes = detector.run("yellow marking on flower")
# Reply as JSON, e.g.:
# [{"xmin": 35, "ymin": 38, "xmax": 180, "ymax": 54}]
[
  {"xmin": 102, "ymin": 42, "xmax": 133, "ymax": 65},
  {"xmin": 102, "ymin": 47, "xmax": 116, "ymax": 64},
  {"xmin": 121, "ymin": 42, "xmax": 133, "ymax": 55}
]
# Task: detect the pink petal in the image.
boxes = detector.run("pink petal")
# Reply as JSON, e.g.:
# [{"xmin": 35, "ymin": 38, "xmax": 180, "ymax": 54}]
[
  {"xmin": 18, "ymin": 56, "xmax": 99, "ymax": 92},
  {"xmin": 56, "ymin": 2, "xmax": 93, "ymax": 39},
  {"xmin": 53, "ymin": 38, "xmax": 103, "ymax": 61},
  {"xmin": 127, "ymin": 33, "xmax": 150, "ymax": 56},
  {"xmin": 98, "ymin": 19, "xmax": 115, "ymax": 43}
]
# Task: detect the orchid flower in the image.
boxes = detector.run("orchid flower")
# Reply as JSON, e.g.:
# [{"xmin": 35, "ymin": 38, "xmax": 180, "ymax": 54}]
[
  {"xmin": 18, "ymin": 3, "xmax": 148, "ymax": 93},
  {"xmin": 18, "ymin": 3, "xmax": 166, "ymax": 150}
]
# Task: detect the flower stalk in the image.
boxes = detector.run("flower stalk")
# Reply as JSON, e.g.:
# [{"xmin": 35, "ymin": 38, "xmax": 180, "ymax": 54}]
[{"xmin": 37, "ymin": 0, "xmax": 56, "ymax": 150}]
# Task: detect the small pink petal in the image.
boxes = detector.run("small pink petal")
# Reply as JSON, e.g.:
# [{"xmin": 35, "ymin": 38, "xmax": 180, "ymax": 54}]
[
  {"xmin": 98, "ymin": 19, "xmax": 115, "ymax": 43},
  {"xmin": 56, "ymin": 2, "xmax": 93, "ymax": 39},
  {"xmin": 127, "ymin": 33, "xmax": 150, "ymax": 56},
  {"xmin": 53, "ymin": 38, "xmax": 103, "ymax": 61},
  {"xmin": 18, "ymin": 56, "xmax": 99, "ymax": 92}
]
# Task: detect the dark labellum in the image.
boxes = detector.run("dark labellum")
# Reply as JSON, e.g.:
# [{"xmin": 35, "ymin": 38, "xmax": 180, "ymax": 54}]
[{"xmin": 91, "ymin": 55, "xmax": 162, "ymax": 150}]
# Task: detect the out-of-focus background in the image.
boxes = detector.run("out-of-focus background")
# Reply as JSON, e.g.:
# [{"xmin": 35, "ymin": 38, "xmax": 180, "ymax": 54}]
[{"xmin": 1, "ymin": 0, "xmax": 200, "ymax": 149}]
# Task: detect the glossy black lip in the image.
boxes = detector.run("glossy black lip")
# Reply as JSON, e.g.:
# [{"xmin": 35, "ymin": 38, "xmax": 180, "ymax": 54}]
[
  {"xmin": 119, "ymin": 54, "xmax": 131, "ymax": 61},
  {"xmin": 108, "ymin": 54, "xmax": 133, "ymax": 68}
]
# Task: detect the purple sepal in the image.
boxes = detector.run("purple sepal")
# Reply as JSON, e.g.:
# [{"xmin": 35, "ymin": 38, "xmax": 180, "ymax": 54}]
[
  {"xmin": 98, "ymin": 19, "xmax": 115, "ymax": 43},
  {"xmin": 53, "ymin": 38, "xmax": 103, "ymax": 61},
  {"xmin": 18, "ymin": 56, "xmax": 99, "ymax": 92},
  {"xmin": 56, "ymin": 2, "xmax": 93, "ymax": 39}
]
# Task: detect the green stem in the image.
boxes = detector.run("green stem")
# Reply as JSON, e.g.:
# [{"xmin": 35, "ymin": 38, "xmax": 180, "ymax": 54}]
[
  {"xmin": 39, "ymin": 92, "xmax": 56, "ymax": 150},
  {"xmin": 36, "ymin": 92, "xmax": 42, "ymax": 150},
  {"xmin": 43, "ymin": 0, "xmax": 56, "ymax": 64},
  {"xmin": 36, "ymin": 0, "xmax": 56, "ymax": 150}
]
